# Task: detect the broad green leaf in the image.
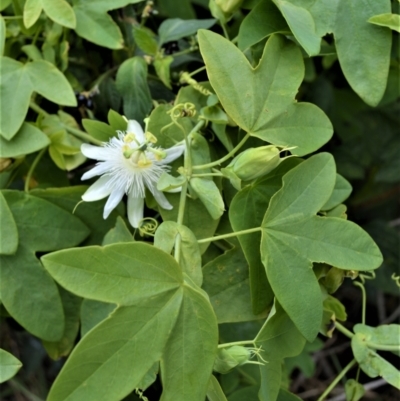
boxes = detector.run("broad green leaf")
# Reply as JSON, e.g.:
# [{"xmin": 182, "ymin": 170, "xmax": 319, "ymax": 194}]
[
  {"xmin": 157, "ymin": 172, "xmax": 187, "ymax": 192},
  {"xmin": 32, "ymin": 186, "xmax": 124, "ymax": 245},
  {"xmin": 368, "ymin": 13, "xmax": 400, "ymax": 33},
  {"xmin": 238, "ymin": 0, "xmax": 289, "ymax": 51},
  {"xmin": 272, "ymin": 0, "xmax": 321, "ymax": 56},
  {"xmin": 23, "ymin": 0, "xmax": 42, "ymax": 28},
  {"xmin": 138, "ymin": 362, "xmax": 159, "ymax": 391},
  {"xmin": 133, "ymin": 26, "xmax": 158, "ymax": 55},
  {"xmin": 41, "ymin": 243, "xmax": 183, "ymax": 305},
  {"xmin": 107, "ymin": 109, "xmax": 128, "ymax": 131},
  {"xmin": 82, "ymin": 119, "xmax": 116, "ymax": 142},
  {"xmin": 47, "ymin": 290, "xmax": 183, "ymax": 401},
  {"xmin": 345, "ymin": 379, "xmax": 365, "ymax": 401},
  {"xmin": 157, "ymin": 0, "xmax": 195, "ymax": 19},
  {"xmin": 160, "ymin": 284, "xmax": 218, "ymax": 401},
  {"xmin": 190, "ymin": 177, "xmax": 225, "ymax": 220},
  {"xmin": 198, "ymin": 31, "xmax": 332, "ymax": 156},
  {"xmin": 158, "ymin": 18, "xmax": 216, "ymax": 45},
  {"xmin": 43, "ymin": 288, "xmax": 82, "ymax": 360},
  {"xmin": 258, "ymin": 362, "xmax": 282, "ymax": 401},
  {"xmin": 260, "ymin": 154, "xmax": 382, "ymax": 341},
  {"xmin": 102, "ymin": 216, "xmax": 133, "ymax": 246},
  {"xmin": 352, "ymin": 333, "xmax": 400, "ymax": 389},
  {"xmin": 0, "ymin": 58, "xmax": 76, "ymax": 140},
  {"xmin": 80, "ymin": 299, "xmax": 116, "ymax": 337},
  {"xmin": 0, "ymin": 244, "xmax": 65, "ymax": 341},
  {"xmin": 116, "ymin": 57, "xmax": 152, "ymax": 123},
  {"xmin": 229, "ymin": 386, "xmax": 259, "ymax": 401},
  {"xmin": 42, "ymin": 0, "xmax": 76, "ymax": 29},
  {"xmin": 202, "ymin": 246, "xmax": 268, "ymax": 323},
  {"xmin": 0, "ymin": 192, "xmax": 18, "ymax": 255},
  {"xmin": 277, "ymin": 389, "xmax": 302, "ymax": 401},
  {"xmin": 321, "ymin": 174, "xmax": 352, "ymax": 211},
  {"xmin": 229, "ymin": 159, "xmax": 300, "ymax": 314},
  {"xmin": 354, "ymin": 324, "xmax": 400, "ymax": 349},
  {"xmin": 154, "ymin": 55, "xmax": 173, "ymax": 89},
  {"xmin": 154, "ymin": 221, "xmax": 203, "ymax": 287},
  {"xmin": 207, "ymin": 375, "xmax": 228, "ymax": 401},
  {"xmin": 0, "ymin": 349, "xmax": 22, "ymax": 383},
  {"xmin": 334, "ymin": 1, "xmax": 392, "ymax": 106},
  {"xmin": 0, "ymin": 123, "xmax": 50, "ymax": 158}
]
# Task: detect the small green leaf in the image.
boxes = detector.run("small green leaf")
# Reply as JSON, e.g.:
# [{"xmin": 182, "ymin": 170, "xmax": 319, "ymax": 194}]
[
  {"xmin": 41, "ymin": 243, "xmax": 183, "ymax": 305},
  {"xmin": 102, "ymin": 217, "xmax": 133, "ymax": 246},
  {"xmin": 154, "ymin": 222, "xmax": 202, "ymax": 287},
  {"xmin": 107, "ymin": 109, "xmax": 128, "ymax": 131},
  {"xmin": 82, "ymin": 119, "xmax": 116, "ymax": 142},
  {"xmin": 158, "ymin": 18, "xmax": 216, "ymax": 45},
  {"xmin": 157, "ymin": 172, "xmax": 186, "ymax": 192},
  {"xmin": 0, "ymin": 192, "xmax": 18, "ymax": 255},
  {"xmin": 368, "ymin": 13, "xmax": 400, "ymax": 33},
  {"xmin": 207, "ymin": 375, "xmax": 228, "ymax": 401},
  {"xmin": 154, "ymin": 55, "xmax": 174, "ymax": 89},
  {"xmin": 238, "ymin": 0, "xmax": 289, "ymax": 51},
  {"xmin": 116, "ymin": 56, "xmax": 153, "ymax": 123},
  {"xmin": 21, "ymin": 44, "xmax": 43, "ymax": 60},
  {"xmin": 190, "ymin": 177, "xmax": 225, "ymax": 220},
  {"xmin": 42, "ymin": 0, "xmax": 76, "ymax": 29},
  {"xmin": 321, "ymin": 174, "xmax": 352, "ymax": 211},
  {"xmin": 345, "ymin": 379, "xmax": 365, "ymax": 401},
  {"xmin": 133, "ymin": 26, "xmax": 158, "ymax": 55},
  {"xmin": 0, "ymin": 349, "xmax": 22, "ymax": 383},
  {"xmin": 23, "ymin": 0, "xmax": 42, "ymax": 28}
]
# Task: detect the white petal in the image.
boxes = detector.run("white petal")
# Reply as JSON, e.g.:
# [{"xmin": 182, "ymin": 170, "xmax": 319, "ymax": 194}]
[
  {"xmin": 127, "ymin": 120, "xmax": 145, "ymax": 143},
  {"xmin": 162, "ymin": 143, "xmax": 185, "ymax": 164},
  {"xmin": 153, "ymin": 189, "xmax": 173, "ymax": 210},
  {"xmin": 127, "ymin": 194, "xmax": 144, "ymax": 228},
  {"xmin": 166, "ymin": 186, "xmax": 182, "ymax": 193},
  {"xmin": 81, "ymin": 144, "xmax": 109, "ymax": 160},
  {"xmin": 82, "ymin": 176, "xmax": 113, "ymax": 201},
  {"xmin": 81, "ymin": 162, "xmax": 110, "ymax": 180},
  {"xmin": 103, "ymin": 188, "xmax": 125, "ymax": 219}
]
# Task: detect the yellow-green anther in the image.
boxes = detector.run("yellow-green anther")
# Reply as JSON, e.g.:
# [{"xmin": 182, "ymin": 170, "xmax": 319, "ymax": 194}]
[
  {"xmin": 145, "ymin": 131, "xmax": 158, "ymax": 144},
  {"xmin": 148, "ymin": 147, "xmax": 167, "ymax": 161}
]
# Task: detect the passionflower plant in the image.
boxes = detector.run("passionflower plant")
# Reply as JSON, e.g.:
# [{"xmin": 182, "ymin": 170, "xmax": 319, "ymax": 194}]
[{"xmin": 80, "ymin": 120, "xmax": 185, "ymax": 228}]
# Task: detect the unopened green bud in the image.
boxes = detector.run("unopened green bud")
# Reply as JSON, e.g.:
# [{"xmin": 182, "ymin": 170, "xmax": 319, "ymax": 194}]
[
  {"xmin": 227, "ymin": 145, "xmax": 281, "ymax": 181},
  {"xmin": 213, "ymin": 346, "xmax": 252, "ymax": 374}
]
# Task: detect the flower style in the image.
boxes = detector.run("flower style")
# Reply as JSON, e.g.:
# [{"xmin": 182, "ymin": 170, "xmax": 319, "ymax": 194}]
[{"xmin": 80, "ymin": 120, "xmax": 185, "ymax": 228}]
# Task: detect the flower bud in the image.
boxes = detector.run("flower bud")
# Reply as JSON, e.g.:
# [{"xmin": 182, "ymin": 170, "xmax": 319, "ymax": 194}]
[
  {"xmin": 215, "ymin": 0, "xmax": 244, "ymax": 13},
  {"xmin": 213, "ymin": 346, "xmax": 252, "ymax": 374},
  {"xmin": 227, "ymin": 145, "xmax": 281, "ymax": 181}
]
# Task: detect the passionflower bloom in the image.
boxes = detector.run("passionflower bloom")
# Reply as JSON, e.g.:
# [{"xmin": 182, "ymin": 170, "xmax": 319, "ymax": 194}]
[{"xmin": 80, "ymin": 120, "xmax": 185, "ymax": 228}]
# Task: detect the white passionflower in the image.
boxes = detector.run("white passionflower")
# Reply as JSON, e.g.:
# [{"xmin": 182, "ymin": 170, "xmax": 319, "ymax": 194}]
[{"xmin": 80, "ymin": 120, "xmax": 185, "ymax": 228}]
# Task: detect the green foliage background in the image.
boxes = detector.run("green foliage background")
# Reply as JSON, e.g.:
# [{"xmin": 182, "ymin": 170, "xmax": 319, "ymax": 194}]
[{"xmin": 0, "ymin": 0, "xmax": 399, "ymax": 400}]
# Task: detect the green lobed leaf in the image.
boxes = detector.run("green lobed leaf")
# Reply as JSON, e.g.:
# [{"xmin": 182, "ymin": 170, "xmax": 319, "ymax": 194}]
[
  {"xmin": 321, "ymin": 174, "xmax": 352, "ymax": 211},
  {"xmin": 154, "ymin": 55, "xmax": 174, "ymax": 89},
  {"xmin": 133, "ymin": 26, "xmax": 158, "ymax": 55},
  {"xmin": 198, "ymin": 31, "xmax": 332, "ymax": 156},
  {"xmin": 21, "ymin": 44, "xmax": 43, "ymax": 60},
  {"xmin": 0, "ymin": 16, "xmax": 6, "ymax": 56},
  {"xmin": 352, "ymin": 333, "xmax": 400, "ymax": 389},
  {"xmin": 345, "ymin": 379, "xmax": 365, "ymax": 401},
  {"xmin": 238, "ymin": 0, "xmax": 289, "ymax": 51},
  {"xmin": 368, "ymin": 13, "xmax": 400, "ymax": 33},
  {"xmin": 0, "ymin": 349, "xmax": 22, "ymax": 383},
  {"xmin": 42, "ymin": 0, "xmax": 76, "ymax": 29},
  {"xmin": 0, "ymin": 57, "xmax": 76, "ymax": 140},
  {"xmin": 158, "ymin": 18, "xmax": 216, "ymax": 45},
  {"xmin": 0, "ymin": 192, "xmax": 18, "ymax": 255},
  {"xmin": 354, "ymin": 324, "xmax": 400, "ymax": 348},
  {"xmin": 207, "ymin": 375, "xmax": 228, "ymax": 401},
  {"xmin": 47, "ymin": 291, "xmax": 183, "ymax": 401},
  {"xmin": 116, "ymin": 56, "xmax": 153, "ymax": 123},
  {"xmin": 82, "ymin": 119, "xmax": 116, "ymax": 142},
  {"xmin": 41, "ymin": 243, "xmax": 183, "ymax": 305},
  {"xmin": 160, "ymin": 284, "xmax": 218, "ymax": 401},
  {"xmin": 102, "ymin": 216, "xmax": 134, "ymax": 246},
  {"xmin": 229, "ymin": 158, "xmax": 300, "ymax": 314},
  {"xmin": 154, "ymin": 221, "xmax": 203, "ymax": 287},
  {"xmin": 260, "ymin": 153, "xmax": 382, "ymax": 341},
  {"xmin": 80, "ymin": 299, "xmax": 116, "ymax": 337}
]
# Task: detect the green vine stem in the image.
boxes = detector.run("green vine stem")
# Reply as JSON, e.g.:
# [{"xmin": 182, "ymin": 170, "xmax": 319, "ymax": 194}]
[
  {"xmin": 317, "ymin": 359, "xmax": 357, "ymax": 401},
  {"xmin": 24, "ymin": 147, "xmax": 47, "ymax": 192},
  {"xmin": 353, "ymin": 280, "xmax": 367, "ymax": 325},
  {"xmin": 29, "ymin": 102, "xmax": 103, "ymax": 146},
  {"xmin": 197, "ymin": 227, "xmax": 262, "ymax": 244},
  {"xmin": 335, "ymin": 322, "xmax": 355, "ymax": 339},
  {"xmin": 192, "ymin": 132, "xmax": 250, "ymax": 170}
]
